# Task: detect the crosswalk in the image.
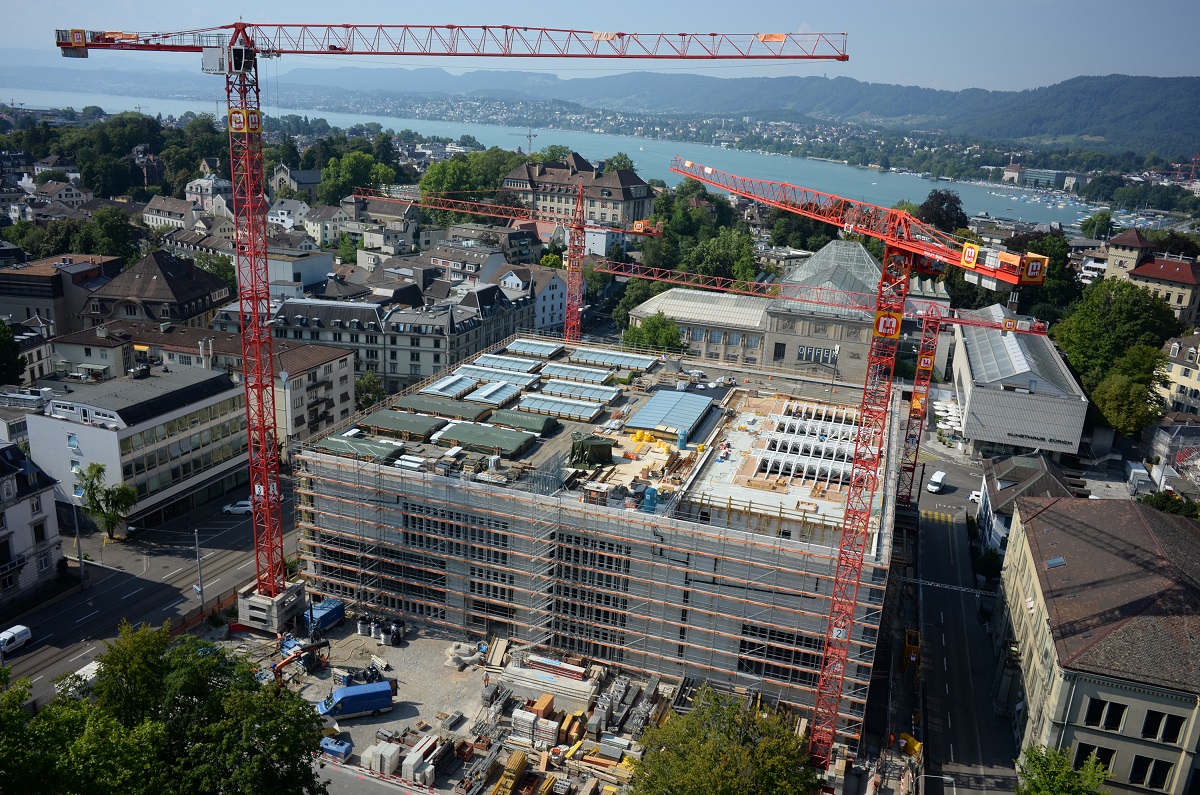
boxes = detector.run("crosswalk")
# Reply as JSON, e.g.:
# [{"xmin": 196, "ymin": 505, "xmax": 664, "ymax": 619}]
[{"xmin": 919, "ymin": 509, "xmax": 955, "ymax": 526}]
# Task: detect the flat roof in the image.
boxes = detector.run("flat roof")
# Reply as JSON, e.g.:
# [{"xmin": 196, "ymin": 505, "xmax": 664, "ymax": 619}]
[
  {"xmin": 569, "ymin": 347, "xmax": 657, "ymax": 372},
  {"xmin": 359, "ymin": 409, "xmax": 447, "ymax": 440},
  {"xmin": 625, "ymin": 391, "xmax": 714, "ymax": 437},
  {"xmin": 393, "ymin": 394, "xmax": 491, "ymax": 422},
  {"xmin": 44, "ymin": 368, "xmax": 238, "ymax": 427},
  {"xmin": 316, "ymin": 436, "xmax": 405, "ymax": 462},
  {"xmin": 487, "ymin": 409, "xmax": 559, "ymax": 435},
  {"xmin": 421, "ymin": 375, "xmax": 478, "ymax": 400},
  {"xmin": 518, "ymin": 394, "xmax": 605, "ymax": 422},
  {"xmin": 464, "ymin": 382, "xmax": 522, "ymax": 407},
  {"xmin": 541, "ymin": 362, "xmax": 613, "ymax": 384},
  {"xmin": 434, "ymin": 421, "xmax": 536, "ymax": 457},
  {"xmin": 473, "ymin": 354, "xmax": 543, "ymax": 373},
  {"xmin": 506, "ymin": 338, "xmax": 564, "ymax": 358},
  {"xmin": 455, "ymin": 365, "xmax": 541, "ymax": 389},
  {"xmin": 542, "ymin": 380, "xmax": 621, "ymax": 405}
]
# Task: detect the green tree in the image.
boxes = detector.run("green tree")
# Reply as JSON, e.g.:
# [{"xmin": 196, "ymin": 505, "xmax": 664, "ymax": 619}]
[
  {"xmin": 632, "ymin": 685, "xmax": 821, "ymax": 795},
  {"xmin": 683, "ymin": 227, "xmax": 756, "ymax": 281},
  {"xmin": 604, "ymin": 152, "xmax": 636, "ymax": 172},
  {"xmin": 530, "ymin": 144, "xmax": 572, "ymax": 163},
  {"xmin": 194, "ymin": 252, "xmax": 236, "ymax": 293},
  {"xmin": 336, "ymin": 232, "xmax": 358, "ymax": 264},
  {"xmin": 355, "ymin": 370, "xmax": 387, "ymax": 412},
  {"xmin": 317, "ymin": 151, "xmax": 394, "ymax": 206},
  {"xmin": 1080, "ymin": 210, "xmax": 1115, "ymax": 240},
  {"xmin": 1015, "ymin": 744, "xmax": 1109, "ymax": 795},
  {"xmin": 1051, "ymin": 280, "xmax": 1180, "ymax": 392},
  {"xmin": 540, "ymin": 253, "xmax": 563, "ymax": 269},
  {"xmin": 1138, "ymin": 491, "xmax": 1200, "ymax": 518},
  {"xmin": 623, "ymin": 312, "xmax": 685, "ymax": 352},
  {"xmin": 77, "ymin": 462, "xmax": 139, "ymax": 540},
  {"xmin": 614, "ymin": 278, "xmax": 671, "ymax": 329},
  {"xmin": 80, "ymin": 105, "xmax": 106, "ymax": 119},
  {"xmin": 0, "ymin": 323, "xmax": 28, "ymax": 384},
  {"xmin": 33, "ymin": 169, "xmax": 69, "ymax": 186},
  {"xmin": 1090, "ymin": 344, "xmax": 1169, "ymax": 435}
]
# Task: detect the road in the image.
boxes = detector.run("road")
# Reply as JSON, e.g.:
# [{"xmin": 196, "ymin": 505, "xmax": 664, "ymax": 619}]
[
  {"xmin": 914, "ymin": 456, "xmax": 1018, "ymax": 795},
  {"xmin": 4, "ymin": 483, "xmax": 297, "ymax": 706}
]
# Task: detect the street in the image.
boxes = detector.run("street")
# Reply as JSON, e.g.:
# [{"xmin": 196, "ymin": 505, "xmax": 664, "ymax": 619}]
[
  {"xmin": 4, "ymin": 482, "xmax": 297, "ymax": 706},
  {"xmin": 913, "ymin": 454, "xmax": 1018, "ymax": 795}
]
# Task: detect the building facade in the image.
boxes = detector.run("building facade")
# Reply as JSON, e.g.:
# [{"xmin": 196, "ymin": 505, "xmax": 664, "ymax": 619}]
[
  {"xmin": 1161, "ymin": 334, "xmax": 1200, "ymax": 415},
  {"xmin": 502, "ymin": 154, "xmax": 652, "ymax": 227},
  {"xmin": 0, "ymin": 444, "xmax": 60, "ymax": 610},
  {"xmin": 993, "ymin": 498, "xmax": 1200, "ymax": 795},
  {"xmin": 81, "ymin": 250, "xmax": 231, "ymax": 329}
]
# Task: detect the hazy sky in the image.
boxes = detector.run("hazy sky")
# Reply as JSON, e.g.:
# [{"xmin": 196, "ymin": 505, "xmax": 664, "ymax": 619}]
[{"xmin": 10, "ymin": 0, "xmax": 1198, "ymax": 91}]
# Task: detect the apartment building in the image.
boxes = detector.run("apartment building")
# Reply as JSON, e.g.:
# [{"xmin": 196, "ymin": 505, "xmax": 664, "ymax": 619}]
[
  {"xmin": 0, "ymin": 444, "xmax": 60, "ymax": 610},
  {"xmin": 1161, "ymin": 334, "xmax": 1200, "ymax": 414},
  {"xmin": 994, "ymin": 497, "xmax": 1200, "ymax": 794},
  {"xmin": 0, "ymin": 253, "xmax": 122, "ymax": 335},
  {"xmin": 502, "ymin": 153, "xmax": 652, "ymax": 227},
  {"xmin": 81, "ymin": 250, "xmax": 231, "ymax": 329}
]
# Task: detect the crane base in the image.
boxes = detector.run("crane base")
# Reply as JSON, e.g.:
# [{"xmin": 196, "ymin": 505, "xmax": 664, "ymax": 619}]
[{"xmin": 237, "ymin": 580, "xmax": 306, "ymax": 634}]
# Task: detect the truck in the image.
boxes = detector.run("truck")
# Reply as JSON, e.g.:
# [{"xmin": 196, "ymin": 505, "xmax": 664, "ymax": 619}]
[
  {"xmin": 303, "ymin": 598, "xmax": 345, "ymax": 637},
  {"xmin": 315, "ymin": 680, "xmax": 394, "ymax": 721}
]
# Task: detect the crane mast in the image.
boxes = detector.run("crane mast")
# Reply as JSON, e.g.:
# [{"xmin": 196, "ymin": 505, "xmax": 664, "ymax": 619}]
[{"xmin": 54, "ymin": 23, "xmax": 847, "ymax": 628}]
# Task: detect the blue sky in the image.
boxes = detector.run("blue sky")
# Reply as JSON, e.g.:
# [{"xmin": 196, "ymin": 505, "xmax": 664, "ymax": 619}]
[{"xmin": 9, "ymin": 0, "xmax": 1198, "ymax": 91}]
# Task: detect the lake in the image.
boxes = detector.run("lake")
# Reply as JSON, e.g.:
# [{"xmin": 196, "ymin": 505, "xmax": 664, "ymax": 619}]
[{"xmin": 4, "ymin": 87, "xmax": 1096, "ymax": 228}]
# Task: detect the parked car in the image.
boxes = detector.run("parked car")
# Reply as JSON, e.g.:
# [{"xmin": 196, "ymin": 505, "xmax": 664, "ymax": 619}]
[
  {"xmin": 0, "ymin": 625, "xmax": 32, "ymax": 655},
  {"xmin": 222, "ymin": 500, "xmax": 253, "ymax": 515},
  {"xmin": 969, "ymin": 490, "xmax": 982, "ymax": 504}
]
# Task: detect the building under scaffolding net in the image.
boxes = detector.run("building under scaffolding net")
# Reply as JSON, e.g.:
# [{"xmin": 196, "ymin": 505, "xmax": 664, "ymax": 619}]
[{"xmin": 296, "ymin": 334, "xmax": 902, "ymax": 755}]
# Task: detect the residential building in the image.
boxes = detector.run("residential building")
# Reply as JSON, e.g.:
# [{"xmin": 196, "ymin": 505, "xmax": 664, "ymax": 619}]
[
  {"xmin": 27, "ymin": 366, "xmax": 249, "ymax": 526},
  {"xmin": 184, "ymin": 174, "xmax": 234, "ymax": 212},
  {"xmin": 502, "ymin": 154, "xmax": 652, "ymax": 227},
  {"xmin": 267, "ymin": 198, "xmax": 311, "ymax": 230},
  {"xmin": 1160, "ymin": 334, "xmax": 1200, "ymax": 414},
  {"xmin": 142, "ymin": 195, "xmax": 199, "ymax": 230},
  {"xmin": 0, "ymin": 253, "xmax": 122, "ymax": 335},
  {"xmin": 951, "ymin": 305, "xmax": 1088, "ymax": 458},
  {"xmin": 33, "ymin": 155, "xmax": 78, "ymax": 179},
  {"xmin": 342, "ymin": 194, "xmax": 420, "ymax": 226},
  {"xmin": 975, "ymin": 455, "xmax": 1078, "ymax": 552},
  {"xmin": 193, "ymin": 213, "xmax": 236, "ymax": 241},
  {"xmin": 0, "ymin": 444, "xmax": 60, "ymax": 610},
  {"xmin": 446, "ymin": 223, "xmax": 542, "ymax": 265},
  {"xmin": 270, "ymin": 164, "xmax": 321, "ymax": 203},
  {"xmin": 11, "ymin": 318, "xmax": 55, "ymax": 386},
  {"xmin": 482, "ymin": 264, "xmax": 566, "ymax": 333},
  {"xmin": 80, "ymin": 250, "xmax": 231, "ymax": 329},
  {"xmin": 1127, "ymin": 255, "xmax": 1200, "ymax": 328},
  {"xmin": 423, "ymin": 243, "xmax": 508, "ymax": 281},
  {"xmin": 1102, "ymin": 227, "xmax": 1155, "ymax": 280},
  {"xmin": 34, "ymin": 181, "xmax": 92, "ymax": 207},
  {"xmin": 302, "ymin": 205, "xmax": 353, "ymax": 246},
  {"xmin": 993, "ymin": 497, "xmax": 1200, "ymax": 795},
  {"xmin": 297, "ymin": 338, "xmax": 901, "ymax": 757}
]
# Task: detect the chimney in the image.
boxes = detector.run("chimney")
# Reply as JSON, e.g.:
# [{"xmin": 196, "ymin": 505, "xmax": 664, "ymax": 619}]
[{"xmin": 96, "ymin": 325, "xmax": 108, "ymax": 338}]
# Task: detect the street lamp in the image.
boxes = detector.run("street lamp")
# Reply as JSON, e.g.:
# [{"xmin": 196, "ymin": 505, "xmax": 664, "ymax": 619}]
[
  {"xmin": 71, "ymin": 484, "xmax": 87, "ymax": 585},
  {"xmin": 194, "ymin": 526, "xmax": 205, "ymax": 610}
]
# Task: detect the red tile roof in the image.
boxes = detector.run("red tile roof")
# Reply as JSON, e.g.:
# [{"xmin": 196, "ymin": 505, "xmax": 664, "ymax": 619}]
[{"xmin": 1129, "ymin": 257, "xmax": 1200, "ymax": 285}]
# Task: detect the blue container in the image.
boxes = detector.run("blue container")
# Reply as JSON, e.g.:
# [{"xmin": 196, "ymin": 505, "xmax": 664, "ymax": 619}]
[
  {"xmin": 642, "ymin": 487, "xmax": 658, "ymax": 513},
  {"xmin": 320, "ymin": 736, "xmax": 353, "ymax": 762}
]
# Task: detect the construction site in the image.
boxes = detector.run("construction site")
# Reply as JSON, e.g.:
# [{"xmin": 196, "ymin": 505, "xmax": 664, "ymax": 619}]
[{"xmin": 296, "ymin": 334, "xmax": 904, "ymax": 759}]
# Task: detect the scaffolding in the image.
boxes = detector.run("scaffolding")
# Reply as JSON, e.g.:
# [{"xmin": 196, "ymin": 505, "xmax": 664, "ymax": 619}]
[{"xmin": 296, "ymin": 355, "xmax": 902, "ymax": 756}]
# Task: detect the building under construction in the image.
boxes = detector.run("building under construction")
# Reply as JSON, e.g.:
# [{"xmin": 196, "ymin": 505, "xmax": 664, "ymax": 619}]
[{"xmin": 297, "ymin": 336, "xmax": 902, "ymax": 754}]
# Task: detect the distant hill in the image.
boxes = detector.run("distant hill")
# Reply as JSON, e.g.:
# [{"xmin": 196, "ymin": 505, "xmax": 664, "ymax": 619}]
[{"xmin": 1, "ymin": 54, "xmax": 1195, "ymax": 154}]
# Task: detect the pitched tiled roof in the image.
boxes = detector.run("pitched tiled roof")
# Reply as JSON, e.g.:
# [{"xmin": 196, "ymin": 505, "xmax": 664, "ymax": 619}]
[
  {"xmin": 145, "ymin": 194, "xmax": 197, "ymax": 216},
  {"xmin": 982, "ymin": 454, "xmax": 1078, "ymax": 517},
  {"xmin": 1108, "ymin": 227, "xmax": 1152, "ymax": 248},
  {"xmin": 1015, "ymin": 497, "xmax": 1200, "ymax": 694},
  {"xmin": 89, "ymin": 250, "xmax": 227, "ymax": 304},
  {"xmin": 1129, "ymin": 257, "xmax": 1200, "ymax": 285}
]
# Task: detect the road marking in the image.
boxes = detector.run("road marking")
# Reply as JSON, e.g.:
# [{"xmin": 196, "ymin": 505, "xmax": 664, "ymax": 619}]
[
  {"xmin": 941, "ymin": 633, "xmax": 945, "ymax": 646},
  {"xmin": 238, "ymin": 560, "xmax": 254, "ymax": 570},
  {"xmin": 947, "ymin": 713, "xmax": 952, "ymax": 729},
  {"xmin": 202, "ymin": 551, "xmax": 216, "ymax": 560},
  {"xmin": 940, "ymin": 612, "xmax": 944, "ymax": 623},
  {"xmin": 69, "ymin": 646, "xmax": 96, "ymax": 662},
  {"xmin": 165, "ymin": 567, "xmax": 184, "ymax": 579},
  {"xmin": 75, "ymin": 610, "xmax": 99, "ymax": 623},
  {"xmin": 31, "ymin": 675, "xmax": 42, "ymax": 683},
  {"xmin": 163, "ymin": 598, "xmax": 184, "ymax": 612},
  {"xmin": 950, "ymin": 744, "xmax": 955, "ymax": 762},
  {"xmin": 943, "ymin": 659, "xmax": 947, "ymax": 671},
  {"xmin": 207, "ymin": 579, "xmax": 220, "ymax": 588},
  {"xmin": 945, "ymin": 683, "xmax": 949, "ymax": 694},
  {"xmin": 121, "ymin": 587, "xmax": 144, "ymax": 600}
]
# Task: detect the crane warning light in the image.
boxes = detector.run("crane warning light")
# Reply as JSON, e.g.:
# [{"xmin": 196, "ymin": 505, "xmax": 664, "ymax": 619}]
[
  {"xmin": 873, "ymin": 312, "xmax": 902, "ymax": 339},
  {"xmin": 960, "ymin": 243, "xmax": 979, "ymax": 269},
  {"xmin": 1021, "ymin": 254, "xmax": 1049, "ymax": 285}
]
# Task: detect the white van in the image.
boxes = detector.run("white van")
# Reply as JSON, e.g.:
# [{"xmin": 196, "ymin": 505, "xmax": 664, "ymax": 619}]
[
  {"xmin": 0, "ymin": 624, "xmax": 31, "ymax": 654},
  {"xmin": 926, "ymin": 471, "xmax": 947, "ymax": 493}
]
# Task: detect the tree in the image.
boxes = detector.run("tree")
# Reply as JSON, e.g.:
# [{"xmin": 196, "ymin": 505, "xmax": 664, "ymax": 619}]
[
  {"xmin": 614, "ymin": 278, "xmax": 671, "ymax": 329},
  {"xmin": 632, "ymin": 685, "xmax": 821, "ymax": 795},
  {"xmin": 1015, "ymin": 744, "xmax": 1109, "ymax": 795},
  {"xmin": 1090, "ymin": 344, "xmax": 1168, "ymax": 435},
  {"xmin": 355, "ymin": 370, "xmax": 386, "ymax": 412},
  {"xmin": 0, "ymin": 621, "xmax": 330, "ymax": 795},
  {"xmin": 33, "ymin": 169, "xmax": 69, "ymax": 186},
  {"xmin": 77, "ymin": 462, "xmax": 139, "ymax": 540},
  {"xmin": 336, "ymin": 233, "xmax": 358, "ymax": 264},
  {"xmin": 604, "ymin": 152, "xmax": 636, "ymax": 172},
  {"xmin": 530, "ymin": 144, "xmax": 572, "ymax": 164},
  {"xmin": 917, "ymin": 189, "xmax": 968, "ymax": 233},
  {"xmin": 80, "ymin": 105, "xmax": 106, "ymax": 119},
  {"xmin": 1080, "ymin": 210, "xmax": 1115, "ymax": 240},
  {"xmin": 623, "ymin": 312, "xmax": 685, "ymax": 352},
  {"xmin": 1051, "ymin": 280, "xmax": 1180, "ymax": 392},
  {"xmin": 194, "ymin": 252, "xmax": 236, "ymax": 293},
  {"xmin": 0, "ymin": 323, "xmax": 28, "ymax": 384},
  {"xmin": 540, "ymin": 253, "xmax": 563, "ymax": 269},
  {"xmin": 1139, "ymin": 491, "xmax": 1200, "ymax": 518},
  {"xmin": 317, "ymin": 151, "xmax": 394, "ymax": 206}
]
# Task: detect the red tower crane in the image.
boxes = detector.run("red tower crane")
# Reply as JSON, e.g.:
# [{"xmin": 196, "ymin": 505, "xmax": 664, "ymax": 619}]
[
  {"xmin": 55, "ymin": 25, "xmax": 847, "ymax": 618},
  {"xmin": 599, "ymin": 158, "xmax": 1049, "ymax": 765}
]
